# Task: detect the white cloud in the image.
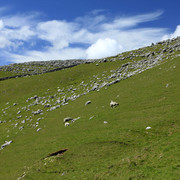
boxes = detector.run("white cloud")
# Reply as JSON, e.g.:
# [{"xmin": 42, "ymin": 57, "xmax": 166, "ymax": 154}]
[
  {"xmin": 86, "ymin": 38, "xmax": 122, "ymax": 59},
  {"xmin": 0, "ymin": 12, "xmax": 37, "ymax": 52},
  {"xmin": 162, "ymin": 25, "xmax": 180, "ymax": 40},
  {"xmin": 172, "ymin": 25, "xmax": 180, "ymax": 38},
  {"xmin": 2, "ymin": 12, "xmax": 41, "ymax": 27},
  {"xmin": 3, "ymin": 26, "xmax": 35, "ymax": 41},
  {"xmin": 36, "ymin": 20, "xmax": 76, "ymax": 49},
  {"xmin": 0, "ymin": 9, "xmax": 179, "ymax": 65},
  {"xmin": 75, "ymin": 13, "xmax": 106, "ymax": 31},
  {"xmin": 0, "ymin": 19, "xmax": 4, "ymax": 30},
  {"xmin": 24, "ymin": 48, "xmax": 86, "ymax": 61},
  {"xmin": 101, "ymin": 10, "xmax": 163, "ymax": 30},
  {"xmin": 5, "ymin": 47, "xmax": 86, "ymax": 63},
  {"xmin": 0, "ymin": 6, "xmax": 9, "ymax": 15},
  {"xmin": 0, "ymin": 36, "xmax": 12, "ymax": 48}
]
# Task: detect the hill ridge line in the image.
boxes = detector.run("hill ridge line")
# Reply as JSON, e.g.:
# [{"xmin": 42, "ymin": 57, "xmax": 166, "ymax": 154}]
[{"xmin": 0, "ymin": 37, "xmax": 179, "ymax": 81}]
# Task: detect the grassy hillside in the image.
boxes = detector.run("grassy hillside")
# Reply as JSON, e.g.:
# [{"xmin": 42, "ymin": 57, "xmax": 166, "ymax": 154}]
[{"xmin": 0, "ymin": 38, "xmax": 180, "ymax": 180}]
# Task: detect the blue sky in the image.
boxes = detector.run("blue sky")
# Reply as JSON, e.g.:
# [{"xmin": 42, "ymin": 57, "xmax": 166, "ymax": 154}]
[{"xmin": 0, "ymin": 0, "xmax": 180, "ymax": 65}]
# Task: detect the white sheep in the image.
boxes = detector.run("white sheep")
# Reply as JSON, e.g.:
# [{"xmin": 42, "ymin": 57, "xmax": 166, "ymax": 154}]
[
  {"xmin": 1, "ymin": 140, "xmax": 12, "ymax": 149},
  {"xmin": 110, "ymin": 100, "xmax": 119, "ymax": 108},
  {"xmin": 64, "ymin": 117, "xmax": 73, "ymax": 123},
  {"xmin": 65, "ymin": 122, "xmax": 70, "ymax": 127}
]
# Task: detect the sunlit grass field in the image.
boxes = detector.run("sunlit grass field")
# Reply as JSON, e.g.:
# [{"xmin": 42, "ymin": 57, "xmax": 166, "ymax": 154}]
[{"xmin": 0, "ymin": 51, "xmax": 179, "ymax": 179}]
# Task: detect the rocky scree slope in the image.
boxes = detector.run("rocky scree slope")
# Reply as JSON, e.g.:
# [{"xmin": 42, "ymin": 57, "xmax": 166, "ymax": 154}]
[
  {"xmin": 0, "ymin": 37, "xmax": 180, "ymax": 80},
  {"xmin": 0, "ymin": 59, "xmax": 90, "ymax": 80},
  {"xmin": 0, "ymin": 37, "xmax": 179, "ymax": 179},
  {"xmin": 0, "ymin": 37, "xmax": 180, "ymax": 147}
]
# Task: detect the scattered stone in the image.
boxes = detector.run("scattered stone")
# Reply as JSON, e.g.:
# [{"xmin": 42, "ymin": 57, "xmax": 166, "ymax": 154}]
[
  {"xmin": 15, "ymin": 123, "xmax": 19, "ymax": 127},
  {"xmin": 37, "ymin": 118, "xmax": 41, "ymax": 121},
  {"xmin": 56, "ymin": 99, "xmax": 61, "ymax": 103},
  {"xmin": 37, "ymin": 128, "xmax": 42, "ymax": 132},
  {"xmin": 146, "ymin": 126, "xmax": 151, "ymax": 130},
  {"xmin": 0, "ymin": 37, "xmax": 179, "ymax": 135},
  {"xmin": 17, "ymin": 173, "xmax": 26, "ymax": 180},
  {"xmin": 49, "ymin": 106, "xmax": 57, "ymax": 111},
  {"xmin": 91, "ymin": 84, "xmax": 99, "ymax": 91},
  {"xmin": 21, "ymin": 120, "xmax": 25, "ymax": 124},
  {"xmin": 104, "ymin": 121, "xmax": 108, "ymax": 124},
  {"xmin": 17, "ymin": 111, "xmax": 21, "ymax": 114},
  {"xmin": 33, "ymin": 95, "xmax": 38, "ymax": 99},
  {"xmin": 19, "ymin": 126, "xmax": 24, "ymax": 130},
  {"xmin": 89, "ymin": 116, "xmax": 94, "ymax": 120},
  {"xmin": 32, "ymin": 109, "xmax": 43, "ymax": 115},
  {"xmin": 56, "ymin": 105, "xmax": 60, "ymax": 108},
  {"xmin": 44, "ymin": 104, "xmax": 51, "ymax": 108},
  {"xmin": 122, "ymin": 63, "xmax": 129, "ymax": 67}
]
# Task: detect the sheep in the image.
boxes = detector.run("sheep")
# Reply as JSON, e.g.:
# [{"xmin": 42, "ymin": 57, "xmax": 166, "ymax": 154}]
[
  {"xmin": 65, "ymin": 122, "xmax": 70, "ymax": 127},
  {"xmin": 64, "ymin": 117, "xmax": 73, "ymax": 123},
  {"xmin": 85, "ymin": 100, "xmax": 91, "ymax": 106},
  {"xmin": 72, "ymin": 117, "xmax": 80, "ymax": 123},
  {"xmin": 1, "ymin": 140, "xmax": 12, "ymax": 149},
  {"xmin": 110, "ymin": 100, "xmax": 119, "ymax": 108}
]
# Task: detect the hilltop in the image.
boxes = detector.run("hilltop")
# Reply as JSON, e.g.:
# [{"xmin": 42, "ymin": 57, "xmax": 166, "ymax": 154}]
[
  {"xmin": 0, "ymin": 37, "xmax": 180, "ymax": 80},
  {"xmin": 0, "ymin": 37, "xmax": 180, "ymax": 180}
]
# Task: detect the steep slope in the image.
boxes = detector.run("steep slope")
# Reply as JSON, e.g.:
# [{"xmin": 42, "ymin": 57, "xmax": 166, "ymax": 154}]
[
  {"xmin": 0, "ymin": 59, "xmax": 88, "ymax": 80},
  {"xmin": 0, "ymin": 37, "xmax": 179, "ymax": 179},
  {"xmin": 0, "ymin": 36, "xmax": 180, "ymax": 80}
]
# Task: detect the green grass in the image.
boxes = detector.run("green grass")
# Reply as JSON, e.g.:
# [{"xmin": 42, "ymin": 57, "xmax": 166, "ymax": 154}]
[
  {"xmin": 0, "ymin": 63, "xmax": 60, "ymax": 79},
  {"xmin": 0, "ymin": 51, "xmax": 179, "ymax": 179},
  {"xmin": 0, "ymin": 70, "xmax": 18, "ymax": 78}
]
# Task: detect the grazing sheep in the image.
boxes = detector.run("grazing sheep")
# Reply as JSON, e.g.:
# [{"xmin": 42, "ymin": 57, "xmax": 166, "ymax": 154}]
[
  {"xmin": 110, "ymin": 100, "xmax": 119, "ymax": 108},
  {"xmin": 72, "ymin": 117, "xmax": 80, "ymax": 123},
  {"xmin": 64, "ymin": 117, "xmax": 73, "ymax": 123},
  {"xmin": 65, "ymin": 122, "xmax": 70, "ymax": 127},
  {"xmin": 85, "ymin": 100, "xmax": 91, "ymax": 106},
  {"xmin": 1, "ymin": 140, "xmax": 12, "ymax": 149}
]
